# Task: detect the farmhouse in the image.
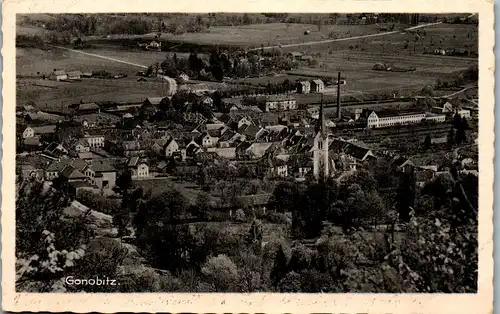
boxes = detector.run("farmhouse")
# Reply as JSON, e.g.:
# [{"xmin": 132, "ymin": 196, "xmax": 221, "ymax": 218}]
[
  {"xmin": 67, "ymin": 71, "xmax": 82, "ymax": 80},
  {"xmin": 310, "ymin": 79, "xmax": 325, "ymax": 93},
  {"xmin": 297, "ymin": 81, "xmax": 311, "ymax": 94},
  {"xmin": 49, "ymin": 70, "xmax": 68, "ymax": 81}
]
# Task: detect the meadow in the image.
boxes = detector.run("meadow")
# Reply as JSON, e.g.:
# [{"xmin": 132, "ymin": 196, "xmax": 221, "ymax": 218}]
[
  {"xmin": 92, "ymin": 23, "xmax": 386, "ymax": 49},
  {"xmin": 17, "ymin": 77, "xmax": 170, "ymax": 112}
]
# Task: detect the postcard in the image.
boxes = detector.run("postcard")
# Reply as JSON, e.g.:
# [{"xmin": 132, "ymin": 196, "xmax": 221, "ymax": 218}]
[{"xmin": 2, "ymin": 0, "xmax": 494, "ymax": 312}]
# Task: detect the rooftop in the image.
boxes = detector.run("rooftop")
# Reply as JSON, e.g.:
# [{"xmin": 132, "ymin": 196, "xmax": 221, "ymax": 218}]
[
  {"xmin": 78, "ymin": 103, "xmax": 100, "ymax": 111},
  {"xmin": 89, "ymin": 160, "xmax": 116, "ymax": 173}
]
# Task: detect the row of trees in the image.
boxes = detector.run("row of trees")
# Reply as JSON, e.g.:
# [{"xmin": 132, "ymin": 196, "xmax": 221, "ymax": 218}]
[{"xmin": 154, "ymin": 49, "xmax": 298, "ymax": 83}]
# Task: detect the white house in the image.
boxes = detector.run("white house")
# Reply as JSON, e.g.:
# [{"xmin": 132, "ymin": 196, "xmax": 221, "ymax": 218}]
[
  {"xmin": 310, "ymin": 79, "xmax": 325, "ymax": 93},
  {"xmin": 164, "ymin": 138, "xmax": 179, "ymax": 157},
  {"xmin": 129, "ymin": 157, "xmax": 149, "ymax": 179},
  {"xmin": 49, "ymin": 70, "xmax": 68, "ymax": 81},
  {"xmin": 455, "ymin": 108, "xmax": 471, "ymax": 119}
]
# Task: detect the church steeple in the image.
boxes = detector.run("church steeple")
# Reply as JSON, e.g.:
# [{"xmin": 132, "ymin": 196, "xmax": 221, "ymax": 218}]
[
  {"xmin": 313, "ymin": 93, "xmax": 330, "ymax": 181},
  {"xmin": 316, "ymin": 93, "xmax": 326, "ymax": 135}
]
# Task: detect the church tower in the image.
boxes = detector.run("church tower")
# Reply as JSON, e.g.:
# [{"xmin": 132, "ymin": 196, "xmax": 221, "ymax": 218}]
[{"xmin": 313, "ymin": 94, "xmax": 330, "ymax": 181}]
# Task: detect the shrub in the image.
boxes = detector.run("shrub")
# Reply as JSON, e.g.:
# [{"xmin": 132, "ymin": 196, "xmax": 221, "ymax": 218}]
[
  {"xmin": 201, "ymin": 254, "xmax": 240, "ymax": 292},
  {"xmin": 235, "ymin": 208, "xmax": 246, "ymax": 222}
]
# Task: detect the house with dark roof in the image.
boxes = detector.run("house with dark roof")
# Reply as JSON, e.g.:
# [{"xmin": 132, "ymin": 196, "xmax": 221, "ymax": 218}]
[
  {"xmin": 86, "ymin": 160, "xmax": 117, "ymax": 190},
  {"xmin": 183, "ymin": 112, "xmax": 207, "ymax": 124},
  {"xmin": 22, "ymin": 125, "xmax": 57, "ymax": 139},
  {"xmin": 142, "ymin": 97, "xmax": 164, "ymax": 112},
  {"xmin": 45, "ymin": 159, "xmax": 72, "ymax": 180},
  {"xmin": 149, "ymin": 138, "xmax": 168, "ymax": 156},
  {"xmin": 197, "ymin": 132, "xmax": 219, "ymax": 148},
  {"xmin": 242, "ymin": 125, "xmax": 266, "ymax": 142},
  {"xmin": 49, "ymin": 70, "xmax": 67, "ymax": 81},
  {"xmin": 391, "ymin": 156, "xmax": 414, "ymax": 173},
  {"xmin": 128, "ymin": 157, "xmax": 149, "ymax": 179},
  {"xmin": 60, "ymin": 165, "xmax": 87, "ymax": 183},
  {"xmin": 310, "ymin": 79, "xmax": 325, "ymax": 93},
  {"xmin": 23, "ymin": 136, "xmax": 41, "ymax": 148},
  {"xmin": 42, "ymin": 142, "xmax": 68, "ymax": 160},
  {"xmin": 329, "ymin": 139, "xmax": 377, "ymax": 171},
  {"xmin": 75, "ymin": 138, "xmax": 90, "ymax": 153},
  {"xmin": 164, "ymin": 138, "xmax": 180, "ymax": 157},
  {"xmin": 218, "ymin": 130, "xmax": 238, "ymax": 148},
  {"xmin": 297, "ymin": 81, "xmax": 311, "ymax": 94}
]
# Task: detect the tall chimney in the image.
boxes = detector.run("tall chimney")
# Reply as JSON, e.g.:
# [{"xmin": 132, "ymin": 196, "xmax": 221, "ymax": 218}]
[{"xmin": 336, "ymin": 72, "xmax": 341, "ymax": 119}]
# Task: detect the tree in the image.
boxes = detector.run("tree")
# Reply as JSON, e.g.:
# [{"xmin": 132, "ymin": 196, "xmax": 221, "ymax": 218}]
[
  {"xmin": 423, "ymin": 135, "xmax": 432, "ymax": 150},
  {"xmin": 201, "ymin": 254, "xmax": 240, "ymax": 292},
  {"xmin": 421, "ymin": 85, "xmax": 434, "ymax": 96},
  {"xmin": 116, "ymin": 170, "xmax": 133, "ymax": 192},
  {"xmin": 133, "ymin": 189, "xmax": 191, "ymax": 271},
  {"xmin": 16, "ymin": 180, "xmax": 92, "ymax": 292},
  {"xmin": 288, "ymin": 244, "xmax": 312, "ymax": 273},
  {"xmin": 447, "ymin": 127, "xmax": 456, "ymax": 146},
  {"xmin": 395, "ymin": 171, "xmax": 416, "ymax": 222},
  {"xmin": 159, "ymin": 97, "xmax": 172, "ymax": 112},
  {"xmin": 277, "ymin": 271, "xmax": 302, "ymax": 292},
  {"xmin": 16, "ymin": 231, "xmax": 87, "ymax": 292},
  {"xmin": 455, "ymin": 127, "xmax": 467, "ymax": 144},
  {"xmin": 272, "ymin": 182, "xmax": 298, "ymax": 213},
  {"xmin": 235, "ymin": 208, "xmax": 246, "ymax": 222}
]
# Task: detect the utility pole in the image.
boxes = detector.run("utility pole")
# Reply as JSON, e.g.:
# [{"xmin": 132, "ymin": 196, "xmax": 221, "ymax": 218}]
[{"xmin": 337, "ymin": 72, "xmax": 341, "ymax": 119}]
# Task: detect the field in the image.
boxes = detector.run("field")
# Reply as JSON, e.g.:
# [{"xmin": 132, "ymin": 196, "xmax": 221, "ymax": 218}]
[
  {"xmin": 17, "ymin": 47, "xmax": 229, "ymax": 111},
  {"xmin": 17, "ymin": 21, "xmax": 477, "ymax": 110},
  {"xmin": 281, "ymin": 23, "xmax": 478, "ymax": 55},
  {"xmin": 89, "ymin": 23, "xmax": 386, "ymax": 49},
  {"xmin": 17, "ymin": 77, "xmax": 171, "ymax": 111},
  {"xmin": 17, "ymin": 47, "xmax": 149, "ymax": 77}
]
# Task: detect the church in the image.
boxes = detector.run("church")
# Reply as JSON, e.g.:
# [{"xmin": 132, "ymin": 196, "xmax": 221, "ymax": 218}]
[{"xmin": 312, "ymin": 97, "xmax": 334, "ymax": 181}]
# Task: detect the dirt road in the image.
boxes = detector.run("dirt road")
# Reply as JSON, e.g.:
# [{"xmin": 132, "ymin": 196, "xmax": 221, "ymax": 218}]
[
  {"xmin": 46, "ymin": 44, "xmax": 148, "ymax": 69},
  {"xmin": 252, "ymin": 22, "xmax": 443, "ymax": 51}
]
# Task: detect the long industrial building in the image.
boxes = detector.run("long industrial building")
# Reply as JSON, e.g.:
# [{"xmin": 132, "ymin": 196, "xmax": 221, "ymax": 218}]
[{"xmin": 367, "ymin": 109, "xmax": 446, "ymax": 128}]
